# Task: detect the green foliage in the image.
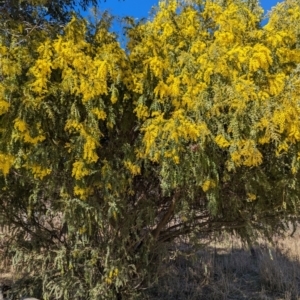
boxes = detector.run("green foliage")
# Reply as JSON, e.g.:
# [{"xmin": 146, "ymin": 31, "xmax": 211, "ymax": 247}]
[
  {"xmin": 0, "ymin": 0, "xmax": 98, "ymax": 22},
  {"xmin": 1, "ymin": 0, "xmax": 300, "ymax": 299}
]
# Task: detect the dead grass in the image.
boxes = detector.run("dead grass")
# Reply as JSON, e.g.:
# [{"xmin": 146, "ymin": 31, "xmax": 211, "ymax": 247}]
[
  {"xmin": 142, "ymin": 229, "xmax": 300, "ymax": 300},
  {"xmin": 2, "ymin": 228, "xmax": 300, "ymax": 299}
]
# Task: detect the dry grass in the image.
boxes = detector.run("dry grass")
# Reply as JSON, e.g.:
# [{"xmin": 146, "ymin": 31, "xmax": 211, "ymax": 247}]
[
  {"xmin": 1, "ymin": 229, "xmax": 300, "ymax": 299},
  {"xmin": 142, "ymin": 230, "xmax": 300, "ymax": 300}
]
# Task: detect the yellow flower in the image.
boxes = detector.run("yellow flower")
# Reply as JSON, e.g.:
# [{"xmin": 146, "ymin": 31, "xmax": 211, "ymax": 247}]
[
  {"xmin": 113, "ymin": 268, "xmax": 119, "ymax": 277},
  {"xmin": 0, "ymin": 100, "xmax": 10, "ymax": 115},
  {"xmin": 91, "ymin": 108, "xmax": 107, "ymax": 120},
  {"xmin": 31, "ymin": 165, "xmax": 51, "ymax": 179},
  {"xmin": 14, "ymin": 118, "xmax": 28, "ymax": 132},
  {"xmin": 124, "ymin": 160, "xmax": 141, "ymax": 176},
  {"xmin": 202, "ymin": 180, "xmax": 216, "ymax": 192},
  {"xmin": 111, "ymin": 93, "xmax": 118, "ymax": 104},
  {"xmin": 231, "ymin": 151, "xmax": 242, "ymax": 166},
  {"xmin": 0, "ymin": 153, "xmax": 14, "ymax": 177},
  {"xmin": 22, "ymin": 163, "xmax": 51, "ymax": 179},
  {"xmin": 83, "ymin": 136, "xmax": 99, "ymax": 163},
  {"xmin": 134, "ymin": 104, "xmax": 149, "ymax": 120},
  {"xmin": 173, "ymin": 155, "xmax": 180, "ymax": 164},
  {"xmin": 14, "ymin": 119, "xmax": 45, "ymax": 145},
  {"xmin": 276, "ymin": 141, "xmax": 289, "ymax": 156},
  {"xmin": 247, "ymin": 193, "xmax": 257, "ymax": 202},
  {"xmin": 74, "ymin": 185, "xmax": 92, "ymax": 200},
  {"xmin": 72, "ymin": 160, "xmax": 90, "ymax": 180},
  {"xmin": 249, "ymin": 44, "xmax": 273, "ymax": 72},
  {"xmin": 215, "ymin": 135, "xmax": 231, "ymax": 148}
]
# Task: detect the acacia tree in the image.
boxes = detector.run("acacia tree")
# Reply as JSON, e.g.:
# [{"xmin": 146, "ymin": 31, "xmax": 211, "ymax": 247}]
[
  {"xmin": 1, "ymin": 0, "xmax": 300, "ymax": 299},
  {"xmin": 0, "ymin": 0, "xmax": 99, "ymax": 22}
]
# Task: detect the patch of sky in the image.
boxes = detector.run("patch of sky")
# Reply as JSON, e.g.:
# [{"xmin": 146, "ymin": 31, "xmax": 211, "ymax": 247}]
[{"xmin": 80, "ymin": 0, "xmax": 159, "ymax": 48}]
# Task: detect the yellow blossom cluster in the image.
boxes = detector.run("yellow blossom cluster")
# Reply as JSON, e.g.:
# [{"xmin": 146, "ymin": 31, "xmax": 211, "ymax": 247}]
[
  {"xmin": 24, "ymin": 164, "xmax": 51, "ymax": 179},
  {"xmin": 124, "ymin": 160, "xmax": 141, "ymax": 176},
  {"xmin": 72, "ymin": 160, "xmax": 90, "ymax": 180},
  {"xmin": 230, "ymin": 140, "xmax": 263, "ymax": 167},
  {"xmin": 83, "ymin": 136, "xmax": 99, "ymax": 164},
  {"xmin": 0, "ymin": 153, "xmax": 14, "ymax": 176},
  {"xmin": 14, "ymin": 118, "xmax": 45, "ymax": 145},
  {"xmin": 105, "ymin": 268, "xmax": 119, "ymax": 285},
  {"xmin": 201, "ymin": 180, "xmax": 216, "ymax": 192},
  {"xmin": 91, "ymin": 108, "xmax": 107, "ymax": 120},
  {"xmin": 0, "ymin": 100, "xmax": 10, "ymax": 116},
  {"xmin": 74, "ymin": 185, "xmax": 93, "ymax": 200},
  {"xmin": 247, "ymin": 193, "xmax": 257, "ymax": 202},
  {"xmin": 215, "ymin": 135, "xmax": 230, "ymax": 148},
  {"xmin": 129, "ymin": 0, "xmax": 300, "ymax": 170},
  {"xmin": 1, "ymin": 0, "xmax": 300, "ymax": 215}
]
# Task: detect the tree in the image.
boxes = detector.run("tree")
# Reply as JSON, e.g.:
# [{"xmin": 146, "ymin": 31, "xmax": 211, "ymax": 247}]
[
  {"xmin": 1, "ymin": 0, "xmax": 300, "ymax": 298},
  {"xmin": 0, "ymin": 0, "xmax": 98, "ymax": 23}
]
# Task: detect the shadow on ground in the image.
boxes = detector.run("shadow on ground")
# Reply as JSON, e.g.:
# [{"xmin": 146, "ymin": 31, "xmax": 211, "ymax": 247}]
[
  {"xmin": 142, "ymin": 241, "xmax": 300, "ymax": 300},
  {"xmin": 1, "ymin": 234, "xmax": 300, "ymax": 300}
]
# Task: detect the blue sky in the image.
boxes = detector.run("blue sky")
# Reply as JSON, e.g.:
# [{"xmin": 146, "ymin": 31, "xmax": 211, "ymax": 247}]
[{"xmin": 95, "ymin": 0, "xmax": 282, "ymax": 20}]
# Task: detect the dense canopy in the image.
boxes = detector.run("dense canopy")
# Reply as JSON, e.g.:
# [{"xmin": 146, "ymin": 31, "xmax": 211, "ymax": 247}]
[{"xmin": 1, "ymin": 0, "xmax": 300, "ymax": 298}]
